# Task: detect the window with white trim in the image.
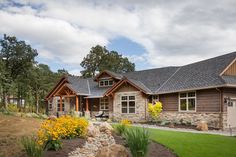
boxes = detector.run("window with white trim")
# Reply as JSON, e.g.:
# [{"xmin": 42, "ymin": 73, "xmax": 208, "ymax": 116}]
[
  {"xmin": 121, "ymin": 95, "xmax": 135, "ymax": 113},
  {"xmin": 48, "ymin": 99, "xmax": 53, "ymax": 110},
  {"xmin": 100, "ymin": 97, "xmax": 109, "ymax": 110},
  {"xmin": 179, "ymin": 92, "xmax": 196, "ymax": 111},
  {"xmin": 99, "ymin": 80, "xmax": 114, "ymax": 87},
  {"xmin": 57, "ymin": 99, "xmax": 65, "ymax": 111}
]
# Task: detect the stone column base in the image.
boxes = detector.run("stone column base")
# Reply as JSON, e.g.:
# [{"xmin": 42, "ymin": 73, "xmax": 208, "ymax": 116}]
[
  {"xmin": 74, "ymin": 111, "xmax": 82, "ymax": 117},
  {"xmin": 85, "ymin": 111, "xmax": 90, "ymax": 119}
]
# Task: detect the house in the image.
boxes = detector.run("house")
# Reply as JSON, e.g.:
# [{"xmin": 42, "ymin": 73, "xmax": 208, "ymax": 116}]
[{"xmin": 45, "ymin": 52, "xmax": 236, "ymax": 129}]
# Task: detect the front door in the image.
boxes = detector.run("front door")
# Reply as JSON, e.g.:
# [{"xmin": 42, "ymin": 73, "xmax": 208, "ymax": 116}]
[{"xmin": 227, "ymin": 99, "xmax": 236, "ymax": 128}]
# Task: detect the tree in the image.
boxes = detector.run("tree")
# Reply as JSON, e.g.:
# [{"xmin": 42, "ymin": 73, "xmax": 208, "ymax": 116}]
[
  {"xmin": 80, "ymin": 45, "xmax": 135, "ymax": 78},
  {"xmin": 0, "ymin": 34, "xmax": 38, "ymax": 107}
]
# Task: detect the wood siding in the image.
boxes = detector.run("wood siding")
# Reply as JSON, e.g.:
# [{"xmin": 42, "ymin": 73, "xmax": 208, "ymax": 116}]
[
  {"xmin": 159, "ymin": 88, "xmax": 221, "ymax": 112},
  {"xmin": 159, "ymin": 93, "xmax": 178, "ymax": 111},
  {"xmin": 223, "ymin": 60, "xmax": 236, "ymax": 76},
  {"xmin": 197, "ymin": 89, "xmax": 221, "ymax": 112},
  {"xmin": 115, "ymin": 83, "xmax": 138, "ymax": 92}
]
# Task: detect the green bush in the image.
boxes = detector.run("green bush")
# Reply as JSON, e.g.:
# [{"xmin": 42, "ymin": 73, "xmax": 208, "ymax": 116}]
[
  {"xmin": 7, "ymin": 104, "xmax": 19, "ymax": 112},
  {"xmin": 21, "ymin": 136, "xmax": 44, "ymax": 157},
  {"xmin": 45, "ymin": 139, "xmax": 62, "ymax": 151},
  {"xmin": 114, "ymin": 124, "xmax": 127, "ymax": 136},
  {"xmin": 125, "ymin": 128, "xmax": 150, "ymax": 157}
]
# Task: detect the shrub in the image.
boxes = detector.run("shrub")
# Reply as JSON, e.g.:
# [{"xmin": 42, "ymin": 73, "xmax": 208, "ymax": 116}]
[
  {"xmin": 114, "ymin": 119, "xmax": 132, "ymax": 136},
  {"xmin": 125, "ymin": 128, "xmax": 150, "ymax": 157},
  {"xmin": 121, "ymin": 119, "xmax": 132, "ymax": 126},
  {"xmin": 21, "ymin": 136, "xmax": 44, "ymax": 157},
  {"xmin": 114, "ymin": 124, "xmax": 127, "ymax": 136},
  {"xmin": 7, "ymin": 104, "xmax": 19, "ymax": 112},
  {"xmin": 148, "ymin": 102, "xmax": 162, "ymax": 121},
  {"xmin": 37, "ymin": 116, "xmax": 88, "ymax": 150}
]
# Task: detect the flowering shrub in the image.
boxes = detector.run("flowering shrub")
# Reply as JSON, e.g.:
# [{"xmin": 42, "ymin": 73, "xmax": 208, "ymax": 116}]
[
  {"xmin": 37, "ymin": 116, "xmax": 88, "ymax": 150},
  {"xmin": 121, "ymin": 119, "xmax": 132, "ymax": 126},
  {"xmin": 148, "ymin": 101, "xmax": 163, "ymax": 120}
]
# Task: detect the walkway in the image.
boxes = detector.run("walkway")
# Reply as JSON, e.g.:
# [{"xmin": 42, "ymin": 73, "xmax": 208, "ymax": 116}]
[{"xmin": 132, "ymin": 123, "xmax": 236, "ymax": 136}]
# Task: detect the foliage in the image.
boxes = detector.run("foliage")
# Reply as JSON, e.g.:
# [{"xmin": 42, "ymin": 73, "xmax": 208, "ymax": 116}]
[
  {"xmin": 0, "ymin": 34, "xmax": 66, "ymax": 111},
  {"xmin": 21, "ymin": 136, "xmax": 44, "ymax": 157},
  {"xmin": 125, "ymin": 128, "xmax": 150, "ymax": 157},
  {"xmin": 148, "ymin": 102, "xmax": 163, "ymax": 120},
  {"xmin": 114, "ymin": 119, "xmax": 132, "ymax": 136},
  {"xmin": 80, "ymin": 45, "xmax": 135, "ymax": 78},
  {"xmin": 7, "ymin": 104, "xmax": 19, "ymax": 112},
  {"xmin": 37, "ymin": 116, "xmax": 88, "ymax": 150},
  {"xmin": 114, "ymin": 124, "xmax": 127, "ymax": 136},
  {"xmin": 121, "ymin": 119, "xmax": 132, "ymax": 126}
]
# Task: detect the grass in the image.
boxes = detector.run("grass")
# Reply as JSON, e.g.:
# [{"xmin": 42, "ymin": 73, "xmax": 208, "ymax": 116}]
[
  {"xmin": 147, "ymin": 128, "xmax": 236, "ymax": 157},
  {"xmin": 0, "ymin": 113, "xmax": 42, "ymax": 157}
]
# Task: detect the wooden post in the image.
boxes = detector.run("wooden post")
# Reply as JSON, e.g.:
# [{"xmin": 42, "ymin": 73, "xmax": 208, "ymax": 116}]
[
  {"xmin": 76, "ymin": 96, "xmax": 79, "ymax": 112},
  {"xmin": 86, "ymin": 98, "xmax": 89, "ymax": 111},
  {"xmin": 60, "ymin": 96, "xmax": 62, "ymax": 112}
]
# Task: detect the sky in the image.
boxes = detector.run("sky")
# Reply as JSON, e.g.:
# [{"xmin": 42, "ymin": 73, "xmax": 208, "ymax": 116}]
[{"xmin": 0, "ymin": 0, "xmax": 236, "ymax": 75}]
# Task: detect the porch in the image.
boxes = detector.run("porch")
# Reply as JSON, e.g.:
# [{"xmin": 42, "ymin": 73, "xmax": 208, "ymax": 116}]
[{"xmin": 46, "ymin": 84, "xmax": 112, "ymax": 118}]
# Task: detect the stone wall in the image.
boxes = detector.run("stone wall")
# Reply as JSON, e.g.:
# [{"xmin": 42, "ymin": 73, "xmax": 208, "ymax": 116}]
[
  {"xmin": 112, "ymin": 91, "xmax": 148, "ymax": 122},
  {"xmin": 48, "ymin": 96, "xmax": 72, "ymax": 116},
  {"xmin": 159, "ymin": 111, "xmax": 221, "ymax": 128}
]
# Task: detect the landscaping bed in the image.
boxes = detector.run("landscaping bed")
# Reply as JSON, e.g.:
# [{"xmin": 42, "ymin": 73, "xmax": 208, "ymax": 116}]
[
  {"xmin": 44, "ymin": 138, "xmax": 86, "ymax": 157},
  {"xmin": 113, "ymin": 132, "xmax": 177, "ymax": 157}
]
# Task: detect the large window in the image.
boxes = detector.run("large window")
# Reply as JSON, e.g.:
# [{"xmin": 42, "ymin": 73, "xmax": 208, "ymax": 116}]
[
  {"xmin": 179, "ymin": 92, "xmax": 196, "ymax": 112},
  {"xmin": 99, "ymin": 80, "xmax": 114, "ymax": 87},
  {"xmin": 100, "ymin": 97, "xmax": 109, "ymax": 110},
  {"xmin": 57, "ymin": 99, "xmax": 65, "ymax": 112},
  {"xmin": 121, "ymin": 95, "xmax": 135, "ymax": 113}
]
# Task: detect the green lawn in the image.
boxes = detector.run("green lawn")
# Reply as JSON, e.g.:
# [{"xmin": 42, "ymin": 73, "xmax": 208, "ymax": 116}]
[{"xmin": 147, "ymin": 128, "xmax": 236, "ymax": 157}]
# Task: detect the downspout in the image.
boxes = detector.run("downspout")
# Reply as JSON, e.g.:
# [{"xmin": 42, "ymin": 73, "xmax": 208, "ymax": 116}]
[{"xmin": 216, "ymin": 88, "xmax": 223, "ymax": 129}]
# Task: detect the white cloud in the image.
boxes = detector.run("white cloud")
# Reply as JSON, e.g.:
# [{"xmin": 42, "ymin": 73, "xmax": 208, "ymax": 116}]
[{"xmin": 0, "ymin": 0, "xmax": 236, "ymax": 72}]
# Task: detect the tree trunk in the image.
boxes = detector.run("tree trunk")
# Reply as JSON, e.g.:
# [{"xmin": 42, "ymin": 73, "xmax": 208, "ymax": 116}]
[{"xmin": 36, "ymin": 93, "xmax": 39, "ymax": 114}]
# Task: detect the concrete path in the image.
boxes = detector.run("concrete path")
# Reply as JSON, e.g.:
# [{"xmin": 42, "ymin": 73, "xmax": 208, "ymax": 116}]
[
  {"xmin": 132, "ymin": 123, "xmax": 236, "ymax": 136},
  {"xmin": 92, "ymin": 121, "xmax": 236, "ymax": 136}
]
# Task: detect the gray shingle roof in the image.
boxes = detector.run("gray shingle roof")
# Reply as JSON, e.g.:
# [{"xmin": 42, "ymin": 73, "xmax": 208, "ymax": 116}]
[
  {"xmin": 123, "ymin": 67, "xmax": 180, "ymax": 92},
  {"xmin": 157, "ymin": 52, "xmax": 236, "ymax": 93},
  {"xmin": 66, "ymin": 52, "xmax": 236, "ymax": 96}
]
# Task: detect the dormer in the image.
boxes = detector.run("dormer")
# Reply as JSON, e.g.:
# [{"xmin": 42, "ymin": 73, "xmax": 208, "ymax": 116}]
[
  {"xmin": 94, "ymin": 70, "xmax": 123, "ymax": 87},
  {"xmin": 220, "ymin": 58, "xmax": 236, "ymax": 76}
]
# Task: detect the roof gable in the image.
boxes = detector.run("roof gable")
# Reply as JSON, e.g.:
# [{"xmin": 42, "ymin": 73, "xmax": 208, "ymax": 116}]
[
  {"xmin": 220, "ymin": 58, "xmax": 236, "ymax": 76},
  {"xmin": 94, "ymin": 70, "xmax": 123, "ymax": 81}
]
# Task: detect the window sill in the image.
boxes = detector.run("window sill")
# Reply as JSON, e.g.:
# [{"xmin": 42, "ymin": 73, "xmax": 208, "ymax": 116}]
[{"xmin": 178, "ymin": 110, "xmax": 196, "ymax": 113}]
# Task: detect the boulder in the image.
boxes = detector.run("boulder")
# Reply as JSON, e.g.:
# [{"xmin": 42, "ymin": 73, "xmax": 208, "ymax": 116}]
[
  {"xmin": 96, "ymin": 144, "xmax": 129, "ymax": 157},
  {"xmin": 87, "ymin": 123, "xmax": 100, "ymax": 137},
  {"xmin": 196, "ymin": 121, "xmax": 208, "ymax": 131},
  {"xmin": 99, "ymin": 122, "xmax": 113, "ymax": 132}
]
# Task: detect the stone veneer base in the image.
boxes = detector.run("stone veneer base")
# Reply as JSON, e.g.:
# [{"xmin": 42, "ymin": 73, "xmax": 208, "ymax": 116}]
[{"xmin": 159, "ymin": 111, "xmax": 225, "ymax": 129}]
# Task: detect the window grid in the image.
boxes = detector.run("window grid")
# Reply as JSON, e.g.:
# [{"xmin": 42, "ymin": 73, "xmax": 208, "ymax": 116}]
[
  {"xmin": 57, "ymin": 99, "xmax": 65, "ymax": 111},
  {"xmin": 179, "ymin": 92, "xmax": 196, "ymax": 112},
  {"xmin": 99, "ymin": 80, "xmax": 114, "ymax": 87},
  {"xmin": 100, "ymin": 97, "xmax": 109, "ymax": 110},
  {"xmin": 121, "ymin": 95, "xmax": 136, "ymax": 114}
]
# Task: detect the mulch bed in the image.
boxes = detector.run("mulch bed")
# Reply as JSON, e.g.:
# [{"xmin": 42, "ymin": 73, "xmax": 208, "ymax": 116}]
[
  {"xmin": 43, "ymin": 133, "xmax": 176, "ymax": 157},
  {"xmin": 112, "ymin": 133, "xmax": 177, "ymax": 157},
  {"xmin": 43, "ymin": 138, "xmax": 86, "ymax": 157}
]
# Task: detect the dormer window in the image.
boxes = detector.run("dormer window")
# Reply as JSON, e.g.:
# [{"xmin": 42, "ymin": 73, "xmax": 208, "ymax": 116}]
[{"xmin": 99, "ymin": 79, "xmax": 114, "ymax": 87}]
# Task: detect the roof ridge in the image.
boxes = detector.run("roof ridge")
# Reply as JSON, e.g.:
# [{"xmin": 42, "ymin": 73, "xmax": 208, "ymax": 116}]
[
  {"xmin": 128, "ymin": 78, "xmax": 152, "ymax": 93},
  {"xmin": 155, "ymin": 67, "xmax": 182, "ymax": 93},
  {"xmin": 182, "ymin": 51, "xmax": 236, "ymax": 67}
]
